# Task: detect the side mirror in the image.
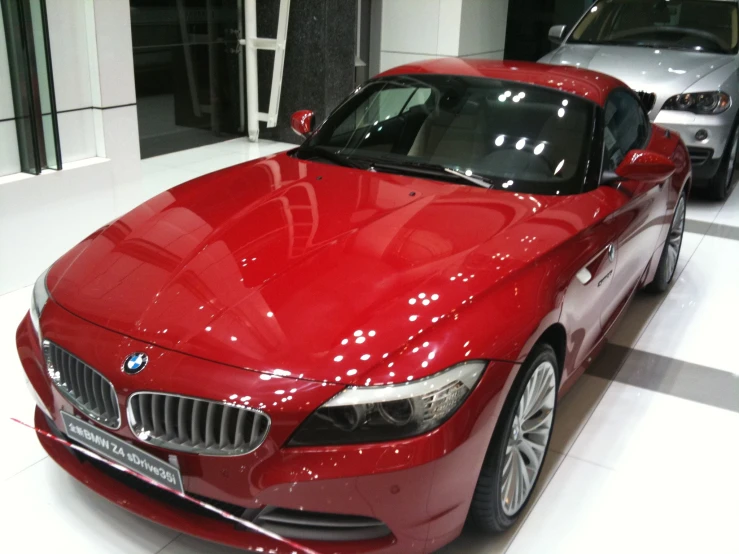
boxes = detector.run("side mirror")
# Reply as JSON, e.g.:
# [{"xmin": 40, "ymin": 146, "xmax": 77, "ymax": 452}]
[
  {"xmin": 548, "ymin": 25, "xmax": 567, "ymax": 45},
  {"xmin": 291, "ymin": 110, "xmax": 315, "ymax": 137},
  {"xmin": 603, "ymin": 150, "xmax": 676, "ymax": 186}
]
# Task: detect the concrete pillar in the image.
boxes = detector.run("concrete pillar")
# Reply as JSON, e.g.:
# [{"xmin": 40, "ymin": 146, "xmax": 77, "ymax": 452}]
[{"xmin": 377, "ymin": 0, "xmax": 508, "ymax": 73}]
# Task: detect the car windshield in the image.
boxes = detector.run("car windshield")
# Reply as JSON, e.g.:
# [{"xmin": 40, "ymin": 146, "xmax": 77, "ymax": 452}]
[
  {"xmin": 570, "ymin": 0, "xmax": 739, "ymax": 54},
  {"xmin": 296, "ymin": 75, "xmax": 596, "ymax": 195}
]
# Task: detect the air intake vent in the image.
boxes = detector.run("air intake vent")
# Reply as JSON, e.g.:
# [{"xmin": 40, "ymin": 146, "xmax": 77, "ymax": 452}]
[
  {"xmin": 635, "ymin": 90, "xmax": 657, "ymax": 112},
  {"xmin": 254, "ymin": 507, "xmax": 392, "ymax": 541},
  {"xmin": 687, "ymin": 146, "xmax": 713, "ymax": 166},
  {"xmin": 43, "ymin": 341, "xmax": 120, "ymax": 429},
  {"xmin": 127, "ymin": 393, "xmax": 270, "ymax": 456}
]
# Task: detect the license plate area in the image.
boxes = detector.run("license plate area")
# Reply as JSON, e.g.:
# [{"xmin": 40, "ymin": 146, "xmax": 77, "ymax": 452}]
[{"xmin": 61, "ymin": 411, "xmax": 184, "ymax": 493}]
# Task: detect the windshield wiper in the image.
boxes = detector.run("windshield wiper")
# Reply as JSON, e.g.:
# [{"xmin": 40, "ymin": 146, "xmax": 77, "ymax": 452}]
[
  {"xmin": 367, "ymin": 159, "xmax": 494, "ymax": 189},
  {"xmin": 443, "ymin": 167, "xmax": 494, "ymax": 189},
  {"xmin": 297, "ymin": 146, "xmax": 369, "ymax": 169},
  {"xmin": 597, "ymin": 39, "xmax": 661, "ymax": 47},
  {"xmin": 296, "ymin": 148, "xmax": 496, "ymax": 188}
]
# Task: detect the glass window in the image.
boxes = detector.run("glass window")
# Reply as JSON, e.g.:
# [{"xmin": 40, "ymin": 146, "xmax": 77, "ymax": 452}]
[
  {"xmin": 304, "ymin": 75, "xmax": 595, "ymax": 195},
  {"xmin": 603, "ymin": 90, "xmax": 650, "ymax": 170},
  {"xmin": 571, "ymin": 0, "xmax": 738, "ymax": 54},
  {"xmin": 1, "ymin": 0, "xmax": 61, "ymax": 175},
  {"xmin": 329, "ymin": 84, "xmax": 433, "ymax": 147}
]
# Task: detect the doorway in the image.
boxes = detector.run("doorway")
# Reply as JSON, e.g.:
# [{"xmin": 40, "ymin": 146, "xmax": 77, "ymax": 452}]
[{"xmin": 131, "ymin": 0, "xmax": 246, "ymax": 158}]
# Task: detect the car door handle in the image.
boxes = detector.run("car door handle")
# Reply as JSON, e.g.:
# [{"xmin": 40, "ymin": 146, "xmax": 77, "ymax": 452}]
[
  {"xmin": 576, "ymin": 267, "xmax": 593, "ymax": 285},
  {"xmin": 576, "ymin": 243, "xmax": 616, "ymax": 285}
]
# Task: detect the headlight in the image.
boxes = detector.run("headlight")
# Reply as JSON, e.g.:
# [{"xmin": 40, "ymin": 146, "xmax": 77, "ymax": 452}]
[
  {"xmin": 288, "ymin": 360, "xmax": 486, "ymax": 446},
  {"xmin": 662, "ymin": 91, "xmax": 731, "ymax": 114},
  {"xmin": 30, "ymin": 267, "xmax": 51, "ymax": 340}
]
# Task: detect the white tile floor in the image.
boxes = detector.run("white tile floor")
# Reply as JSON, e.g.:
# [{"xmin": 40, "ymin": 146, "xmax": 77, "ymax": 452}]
[{"xmin": 3, "ymin": 143, "xmax": 739, "ymax": 553}]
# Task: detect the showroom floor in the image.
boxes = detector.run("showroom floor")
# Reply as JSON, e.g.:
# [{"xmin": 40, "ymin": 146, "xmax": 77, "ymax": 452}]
[{"xmin": 2, "ymin": 141, "xmax": 738, "ymax": 553}]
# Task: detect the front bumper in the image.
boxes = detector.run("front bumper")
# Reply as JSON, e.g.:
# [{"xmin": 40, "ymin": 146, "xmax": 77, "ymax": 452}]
[
  {"xmin": 654, "ymin": 109, "xmax": 732, "ymax": 179},
  {"xmin": 17, "ymin": 302, "xmax": 516, "ymax": 553}
]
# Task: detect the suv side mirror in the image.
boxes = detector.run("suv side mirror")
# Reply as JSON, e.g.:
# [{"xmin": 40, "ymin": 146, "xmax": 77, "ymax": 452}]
[
  {"xmin": 291, "ymin": 110, "xmax": 315, "ymax": 137},
  {"xmin": 548, "ymin": 25, "xmax": 567, "ymax": 45},
  {"xmin": 603, "ymin": 150, "xmax": 676, "ymax": 186}
]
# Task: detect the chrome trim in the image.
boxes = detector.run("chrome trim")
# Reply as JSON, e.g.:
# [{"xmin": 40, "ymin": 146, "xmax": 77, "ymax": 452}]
[
  {"xmin": 576, "ymin": 267, "xmax": 592, "ymax": 285},
  {"xmin": 126, "ymin": 391, "xmax": 271, "ymax": 456},
  {"xmin": 43, "ymin": 340, "xmax": 121, "ymax": 429}
]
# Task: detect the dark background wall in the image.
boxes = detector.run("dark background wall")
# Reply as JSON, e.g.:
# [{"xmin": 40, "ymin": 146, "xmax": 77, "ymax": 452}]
[
  {"xmin": 256, "ymin": 0, "xmax": 357, "ymax": 144},
  {"xmin": 504, "ymin": 0, "xmax": 592, "ymax": 61}
]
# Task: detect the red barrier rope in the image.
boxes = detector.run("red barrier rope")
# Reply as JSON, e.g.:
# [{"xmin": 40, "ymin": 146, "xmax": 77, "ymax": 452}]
[{"xmin": 10, "ymin": 417, "xmax": 319, "ymax": 554}]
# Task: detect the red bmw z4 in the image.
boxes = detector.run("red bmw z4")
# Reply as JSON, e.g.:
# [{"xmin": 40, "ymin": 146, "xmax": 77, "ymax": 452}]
[{"xmin": 17, "ymin": 58, "xmax": 690, "ymax": 554}]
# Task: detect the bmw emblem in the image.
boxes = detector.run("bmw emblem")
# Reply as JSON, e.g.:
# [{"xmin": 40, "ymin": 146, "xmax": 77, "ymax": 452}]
[{"xmin": 123, "ymin": 352, "xmax": 148, "ymax": 374}]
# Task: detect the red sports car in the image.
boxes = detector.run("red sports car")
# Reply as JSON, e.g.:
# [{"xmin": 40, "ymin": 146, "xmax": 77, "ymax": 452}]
[{"xmin": 17, "ymin": 58, "xmax": 689, "ymax": 553}]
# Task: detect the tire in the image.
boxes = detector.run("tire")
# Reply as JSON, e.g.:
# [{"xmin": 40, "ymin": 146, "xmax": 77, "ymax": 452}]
[
  {"xmin": 469, "ymin": 344, "xmax": 558, "ymax": 533},
  {"xmin": 708, "ymin": 124, "xmax": 739, "ymax": 201},
  {"xmin": 646, "ymin": 191, "xmax": 686, "ymax": 293}
]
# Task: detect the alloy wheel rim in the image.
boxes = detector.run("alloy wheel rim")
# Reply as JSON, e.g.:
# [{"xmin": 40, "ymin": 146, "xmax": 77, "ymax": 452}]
[
  {"xmin": 501, "ymin": 361, "xmax": 556, "ymax": 516},
  {"xmin": 665, "ymin": 195, "xmax": 686, "ymax": 282}
]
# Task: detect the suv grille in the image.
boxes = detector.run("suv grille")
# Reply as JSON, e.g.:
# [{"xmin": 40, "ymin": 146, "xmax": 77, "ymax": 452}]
[
  {"xmin": 43, "ymin": 341, "xmax": 120, "ymax": 429},
  {"xmin": 127, "ymin": 393, "xmax": 270, "ymax": 456}
]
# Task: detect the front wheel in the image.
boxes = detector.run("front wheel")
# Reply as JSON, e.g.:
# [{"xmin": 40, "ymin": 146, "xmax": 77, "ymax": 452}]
[
  {"xmin": 646, "ymin": 191, "xmax": 686, "ymax": 293},
  {"xmin": 469, "ymin": 344, "xmax": 558, "ymax": 533}
]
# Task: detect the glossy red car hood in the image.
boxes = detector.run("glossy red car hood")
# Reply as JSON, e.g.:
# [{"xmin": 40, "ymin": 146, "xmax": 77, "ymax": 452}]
[{"xmin": 49, "ymin": 152, "xmax": 568, "ymax": 384}]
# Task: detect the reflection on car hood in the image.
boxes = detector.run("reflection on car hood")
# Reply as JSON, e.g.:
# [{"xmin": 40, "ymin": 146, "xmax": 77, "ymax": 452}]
[
  {"xmin": 48, "ymin": 153, "xmax": 574, "ymax": 385},
  {"xmin": 548, "ymin": 44, "xmax": 733, "ymax": 97}
]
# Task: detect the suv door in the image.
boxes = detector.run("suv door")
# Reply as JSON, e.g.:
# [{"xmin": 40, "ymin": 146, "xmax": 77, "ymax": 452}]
[{"xmin": 599, "ymin": 89, "xmax": 669, "ymax": 330}]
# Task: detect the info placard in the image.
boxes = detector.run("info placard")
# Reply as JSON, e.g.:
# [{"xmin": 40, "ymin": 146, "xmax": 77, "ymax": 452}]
[{"xmin": 61, "ymin": 411, "xmax": 183, "ymax": 493}]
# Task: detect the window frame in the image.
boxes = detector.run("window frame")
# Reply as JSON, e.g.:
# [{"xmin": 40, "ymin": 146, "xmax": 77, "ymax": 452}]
[
  {"xmin": 600, "ymin": 87, "xmax": 652, "ymax": 175},
  {"xmin": 1, "ymin": 0, "xmax": 62, "ymax": 175}
]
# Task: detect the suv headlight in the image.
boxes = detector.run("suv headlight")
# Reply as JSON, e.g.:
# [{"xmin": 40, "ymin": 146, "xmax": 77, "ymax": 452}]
[
  {"xmin": 288, "ymin": 360, "xmax": 486, "ymax": 446},
  {"xmin": 662, "ymin": 91, "xmax": 731, "ymax": 114},
  {"xmin": 30, "ymin": 267, "xmax": 51, "ymax": 340}
]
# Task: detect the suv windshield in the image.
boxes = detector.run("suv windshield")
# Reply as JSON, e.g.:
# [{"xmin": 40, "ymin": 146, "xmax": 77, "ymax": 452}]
[
  {"xmin": 570, "ymin": 0, "xmax": 739, "ymax": 54},
  {"xmin": 296, "ymin": 75, "xmax": 595, "ymax": 195}
]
